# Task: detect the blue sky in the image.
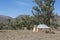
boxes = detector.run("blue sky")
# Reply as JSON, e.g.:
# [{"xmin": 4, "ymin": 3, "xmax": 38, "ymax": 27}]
[{"xmin": 0, "ymin": 0, "xmax": 60, "ymax": 18}]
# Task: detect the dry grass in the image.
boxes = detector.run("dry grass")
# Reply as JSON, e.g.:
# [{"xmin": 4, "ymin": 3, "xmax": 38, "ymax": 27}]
[{"xmin": 0, "ymin": 30, "xmax": 60, "ymax": 40}]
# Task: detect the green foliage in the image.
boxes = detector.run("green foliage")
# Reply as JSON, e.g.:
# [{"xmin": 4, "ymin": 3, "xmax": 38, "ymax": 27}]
[
  {"xmin": 15, "ymin": 15, "xmax": 34, "ymax": 30},
  {"xmin": 0, "ymin": 22, "xmax": 5, "ymax": 30},
  {"xmin": 32, "ymin": 0, "xmax": 56, "ymax": 27}
]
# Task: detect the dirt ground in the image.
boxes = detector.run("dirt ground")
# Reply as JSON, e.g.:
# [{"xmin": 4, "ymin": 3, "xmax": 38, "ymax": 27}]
[{"xmin": 0, "ymin": 30, "xmax": 60, "ymax": 40}]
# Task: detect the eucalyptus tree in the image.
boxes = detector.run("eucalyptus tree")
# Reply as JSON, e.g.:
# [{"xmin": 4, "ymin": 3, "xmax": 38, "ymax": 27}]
[{"xmin": 32, "ymin": 0, "xmax": 55, "ymax": 27}]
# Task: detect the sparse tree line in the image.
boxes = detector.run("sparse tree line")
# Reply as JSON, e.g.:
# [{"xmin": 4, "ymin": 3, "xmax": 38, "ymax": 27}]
[{"xmin": 0, "ymin": 0, "xmax": 59, "ymax": 30}]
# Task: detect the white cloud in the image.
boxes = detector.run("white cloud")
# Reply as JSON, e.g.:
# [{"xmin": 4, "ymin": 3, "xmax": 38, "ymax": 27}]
[{"xmin": 16, "ymin": 1, "xmax": 29, "ymax": 6}]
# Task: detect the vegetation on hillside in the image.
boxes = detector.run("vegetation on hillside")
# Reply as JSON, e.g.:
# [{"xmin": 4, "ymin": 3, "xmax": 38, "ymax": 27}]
[{"xmin": 0, "ymin": 0, "xmax": 59, "ymax": 30}]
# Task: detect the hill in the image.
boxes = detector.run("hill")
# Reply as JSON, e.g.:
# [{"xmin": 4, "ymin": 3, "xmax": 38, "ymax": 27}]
[{"xmin": 0, "ymin": 15, "xmax": 13, "ymax": 23}]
